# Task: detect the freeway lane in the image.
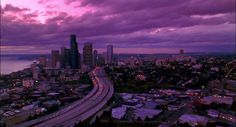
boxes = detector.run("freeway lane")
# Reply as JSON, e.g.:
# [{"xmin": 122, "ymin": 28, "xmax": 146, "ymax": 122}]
[
  {"xmin": 62, "ymin": 70, "xmax": 114, "ymax": 127},
  {"xmin": 37, "ymin": 68, "xmax": 113, "ymax": 127},
  {"xmin": 15, "ymin": 78, "xmax": 100, "ymax": 127},
  {"xmin": 37, "ymin": 72, "xmax": 106, "ymax": 127},
  {"xmin": 14, "ymin": 67, "xmax": 114, "ymax": 127},
  {"xmin": 37, "ymin": 69, "xmax": 114, "ymax": 127}
]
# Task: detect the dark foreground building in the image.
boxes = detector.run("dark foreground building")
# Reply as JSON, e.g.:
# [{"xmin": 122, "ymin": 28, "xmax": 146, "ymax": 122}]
[{"xmin": 70, "ymin": 35, "xmax": 80, "ymax": 69}]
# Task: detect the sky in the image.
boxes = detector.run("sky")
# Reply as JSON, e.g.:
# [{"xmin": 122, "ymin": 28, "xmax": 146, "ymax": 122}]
[{"xmin": 0, "ymin": 0, "xmax": 235, "ymax": 54}]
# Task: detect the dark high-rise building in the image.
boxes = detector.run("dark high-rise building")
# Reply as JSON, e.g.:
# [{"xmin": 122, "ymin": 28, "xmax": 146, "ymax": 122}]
[
  {"xmin": 107, "ymin": 45, "xmax": 113, "ymax": 64},
  {"xmin": 70, "ymin": 34, "xmax": 80, "ymax": 69},
  {"xmin": 93, "ymin": 50, "xmax": 98, "ymax": 66},
  {"xmin": 64, "ymin": 49, "xmax": 71, "ymax": 68},
  {"xmin": 60, "ymin": 47, "xmax": 66, "ymax": 68},
  {"xmin": 83, "ymin": 43, "xmax": 93, "ymax": 66},
  {"xmin": 51, "ymin": 50, "xmax": 60, "ymax": 68},
  {"xmin": 38, "ymin": 56, "xmax": 47, "ymax": 67},
  {"xmin": 98, "ymin": 54, "xmax": 106, "ymax": 65},
  {"xmin": 60, "ymin": 47, "xmax": 71, "ymax": 68},
  {"xmin": 180, "ymin": 49, "xmax": 184, "ymax": 54}
]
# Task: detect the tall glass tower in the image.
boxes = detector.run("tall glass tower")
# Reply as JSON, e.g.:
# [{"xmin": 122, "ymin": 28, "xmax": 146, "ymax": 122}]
[{"xmin": 70, "ymin": 34, "xmax": 80, "ymax": 69}]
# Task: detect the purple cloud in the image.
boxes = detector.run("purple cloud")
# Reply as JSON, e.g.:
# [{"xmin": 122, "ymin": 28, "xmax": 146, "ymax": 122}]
[
  {"xmin": 1, "ymin": 0, "xmax": 235, "ymax": 54},
  {"xmin": 3, "ymin": 4, "xmax": 30, "ymax": 12}
]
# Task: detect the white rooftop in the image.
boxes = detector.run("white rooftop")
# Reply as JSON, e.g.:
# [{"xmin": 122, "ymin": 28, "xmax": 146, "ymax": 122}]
[
  {"xmin": 112, "ymin": 107, "xmax": 127, "ymax": 119},
  {"xmin": 179, "ymin": 114, "xmax": 208, "ymax": 127},
  {"xmin": 120, "ymin": 93, "xmax": 133, "ymax": 100},
  {"xmin": 201, "ymin": 95, "xmax": 233, "ymax": 105},
  {"xmin": 134, "ymin": 108, "xmax": 162, "ymax": 120}
]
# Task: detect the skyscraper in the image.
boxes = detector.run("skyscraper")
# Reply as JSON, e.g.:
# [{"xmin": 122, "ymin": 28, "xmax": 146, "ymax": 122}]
[
  {"xmin": 83, "ymin": 43, "xmax": 93, "ymax": 66},
  {"xmin": 98, "ymin": 54, "xmax": 106, "ymax": 65},
  {"xmin": 107, "ymin": 45, "xmax": 113, "ymax": 64},
  {"xmin": 51, "ymin": 50, "xmax": 60, "ymax": 68},
  {"xmin": 31, "ymin": 62, "xmax": 39, "ymax": 80},
  {"xmin": 60, "ymin": 47, "xmax": 71, "ymax": 68},
  {"xmin": 60, "ymin": 47, "xmax": 66, "ymax": 68},
  {"xmin": 180, "ymin": 49, "xmax": 184, "ymax": 54},
  {"xmin": 38, "ymin": 56, "xmax": 47, "ymax": 67},
  {"xmin": 70, "ymin": 34, "xmax": 80, "ymax": 69},
  {"xmin": 64, "ymin": 48, "xmax": 71, "ymax": 68},
  {"xmin": 93, "ymin": 50, "xmax": 98, "ymax": 66}
]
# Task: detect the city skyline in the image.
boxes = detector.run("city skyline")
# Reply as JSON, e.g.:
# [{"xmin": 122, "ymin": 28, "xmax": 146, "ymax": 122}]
[
  {"xmin": 0, "ymin": 1, "xmax": 236, "ymax": 126},
  {"xmin": 1, "ymin": 0, "xmax": 235, "ymax": 54}
]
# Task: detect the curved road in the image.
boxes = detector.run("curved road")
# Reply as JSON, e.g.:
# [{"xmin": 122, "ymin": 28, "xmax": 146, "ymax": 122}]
[{"xmin": 14, "ymin": 67, "xmax": 114, "ymax": 127}]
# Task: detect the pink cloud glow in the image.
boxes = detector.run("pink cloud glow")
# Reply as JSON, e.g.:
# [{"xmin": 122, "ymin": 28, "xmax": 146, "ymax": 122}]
[{"xmin": 1, "ymin": 0, "xmax": 235, "ymax": 54}]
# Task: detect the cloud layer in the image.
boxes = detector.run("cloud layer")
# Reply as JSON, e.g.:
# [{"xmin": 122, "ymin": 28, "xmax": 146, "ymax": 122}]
[{"xmin": 1, "ymin": 0, "xmax": 235, "ymax": 54}]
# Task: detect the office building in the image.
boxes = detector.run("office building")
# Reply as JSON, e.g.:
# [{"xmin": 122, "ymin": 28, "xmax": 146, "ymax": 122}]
[
  {"xmin": 60, "ymin": 47, "xmax": 66, "ymax": 68},
  {"xmin": 180, "ymin": 49, "xmax": 184, "ymax": 54},
  {"xmin": 38, "ymin": 56, "xmax": 47, "ymax": 67},
  {"xmin": 83, "ymin": 43, "xmax": 93, "ymax": 66},
  {"xmin": 60, "ymin": 47, "xmax": 71, "ymax": 68},
  {"xmin": 31, "ymin": 62, "xmax": 39, "ymax": 80},
  {"xmin": 107, "ymin": 45, "xmax": 113, "ymax": 64},
  {"xmin": 51, "ymin": 50, "xmax": 60, "ymax": 68},
  {"xmin": 93, "ymin": 50, "xmax": 98, "ymax": 66},
  {"xmin": 64, "ymin": 48, "xmax": 71, "ymax": 68},
  {"xmin": 70, "ymin": 34, "xmax": 80, "ymax": 69},
  {"xmin": 98, "ymin": 54, "xmax": 106, "ymax": 65}
]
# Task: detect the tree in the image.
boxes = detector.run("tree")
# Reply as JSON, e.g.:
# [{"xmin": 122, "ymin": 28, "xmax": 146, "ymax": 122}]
[
  {"xmin": 27, "ymin": 115, "xmax": 33, "ymax": 121},
  {"xmin": 92, "ymin": 117, "xmax": 101, "ymax": 127},
  {"xmin": 206, "ymin": 122, "xmax": 216, "ymax": 127},
  {"xmin": 137, "ymin": 117, "xmax": 142, "ymax": 121},
  {"xmin": 180, "ymin": 122, "xmax": 192, "ymax": 127},
  {"xmin": 0, "ymin": 122, "xmax": 6, "ymax": 127},
  {"xmin": 231, "ymin": 101, "xmax": 236, "ymax": 111}
]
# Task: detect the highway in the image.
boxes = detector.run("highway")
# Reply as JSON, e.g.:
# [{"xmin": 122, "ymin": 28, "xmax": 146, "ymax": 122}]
[{"xmin": 14, "ymin": 67, "xmax": 114, "ymax": 127}]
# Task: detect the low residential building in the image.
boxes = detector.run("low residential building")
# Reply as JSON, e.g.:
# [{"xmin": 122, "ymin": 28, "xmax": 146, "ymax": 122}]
[
  {"xmin": 179, "ymin": 114, "xmax": 208, "ymax": 127},
  {"xmin": 134, "ymin": 108, "xmax": 162, "ymax": 120},
  {"xmin": 0, "ymin": 93, "xmax": 10, "ymax": 101},
  {"xmin": 112, "ymin": 107, "xmax": 127, "ymax": 120},
  {"xmin": 22, "ymin": 79, "xmax": 34, "ymax": 88},
  {"xmin": 201, "ymin": 95, "xmax": 233, "ymax": 106}
]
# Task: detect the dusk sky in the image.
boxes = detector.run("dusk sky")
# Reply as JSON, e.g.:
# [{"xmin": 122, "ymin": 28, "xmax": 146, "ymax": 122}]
[{"xmin": 1, "ymin": 0, "xmax": 235, "ymax": 54}]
